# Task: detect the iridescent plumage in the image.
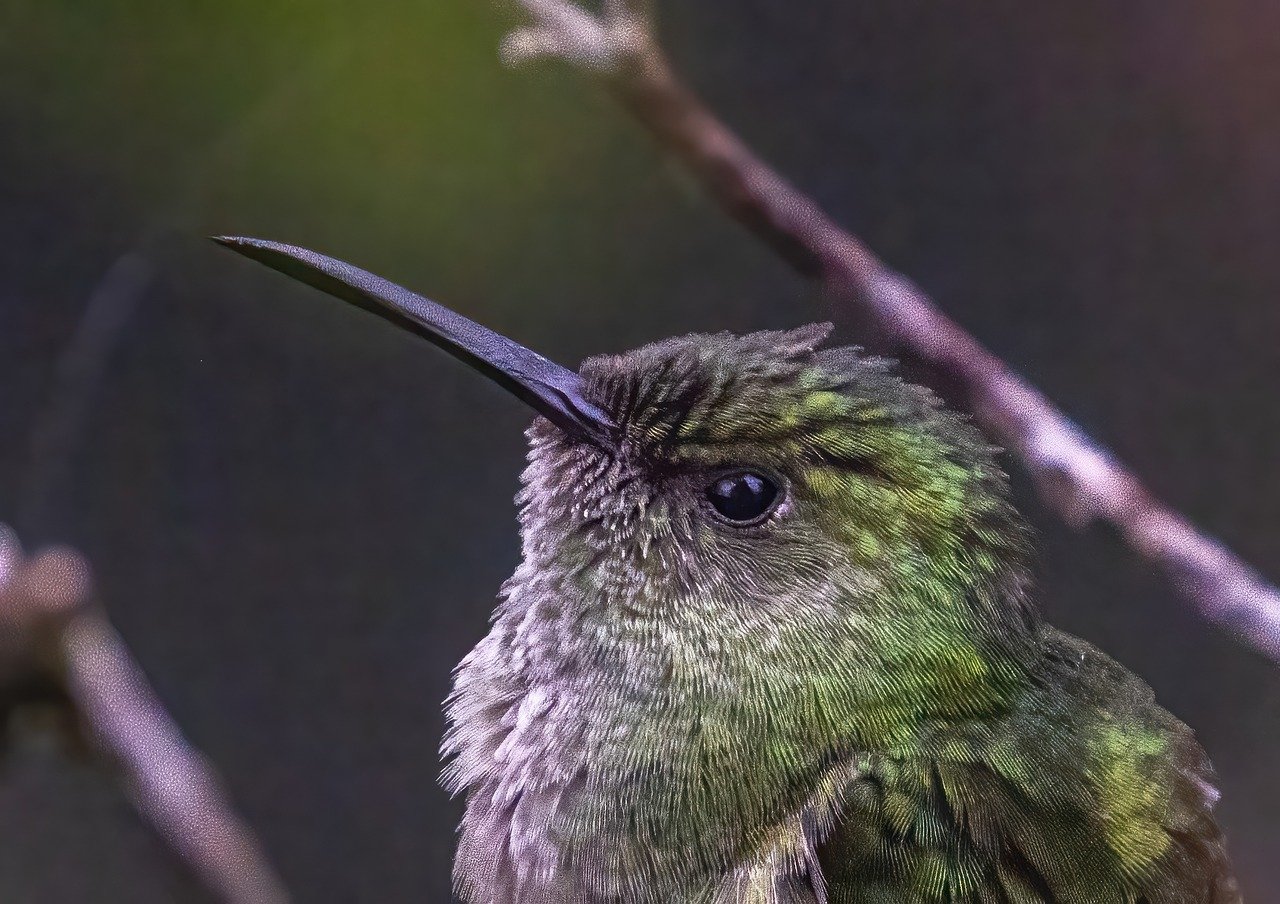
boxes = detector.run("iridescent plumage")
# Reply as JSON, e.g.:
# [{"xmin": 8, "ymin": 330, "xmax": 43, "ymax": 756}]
[
  {"xmin": 443, "ymin": 325, "xmax": 1238, "ymax": 904},
  {"xmin": 213, "ymin": 236, "xmax": 1235, "ymax": 904}
]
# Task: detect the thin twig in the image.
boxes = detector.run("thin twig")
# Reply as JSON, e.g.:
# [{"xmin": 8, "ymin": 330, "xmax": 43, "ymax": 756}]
[
  {"xmin": 18, "ymin": 249, "xmax": 156, "ymax": 542},
  {"xmin": 0, "ymin": 526, "xmax": 290, "ymax": 903},
  {"xmin": 7, "ymin": 55, "xmax": 348, "ymax": 898},
  {"xmin": 19, "ymin": 52, "xmax": 341, "ymax": 545},
  {"xmin": 494, "ymin": 0, "xmax": 1280, "ymax": 662},
  {"xmin": 64, "ymin": 613, "xmax": 290, "ymax": 904}
]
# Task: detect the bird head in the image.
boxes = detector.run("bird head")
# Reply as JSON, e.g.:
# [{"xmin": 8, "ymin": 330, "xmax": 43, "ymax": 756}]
[{"xmin": 218, "ymin": 238, "xmax": 1041, "ymax": 755}]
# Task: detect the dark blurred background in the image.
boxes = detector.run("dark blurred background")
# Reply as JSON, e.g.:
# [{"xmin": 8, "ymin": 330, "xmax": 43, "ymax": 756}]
[{"xmin": 1, "ymin": 1, "xmax": 1278, "ymax": 901}]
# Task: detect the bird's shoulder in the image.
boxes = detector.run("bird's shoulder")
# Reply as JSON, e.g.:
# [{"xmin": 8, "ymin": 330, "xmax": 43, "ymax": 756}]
[{"xmin": 804, "ymin": 628, "xmax": 1239, "ymax": 903}]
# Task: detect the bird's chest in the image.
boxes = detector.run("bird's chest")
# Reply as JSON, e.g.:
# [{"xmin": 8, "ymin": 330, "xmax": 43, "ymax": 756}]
[{"xmin": 445, "ymin": 633, "xmax": 826, "ymax": 903}]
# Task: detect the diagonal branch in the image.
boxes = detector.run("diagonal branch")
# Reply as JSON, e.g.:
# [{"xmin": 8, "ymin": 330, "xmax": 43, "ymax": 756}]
[
  {"xmin": 494, "ymin": 0, "xmax": 1280, "ymax": 662},
  {"xmin": 0, "ymin": 526, "xmax": 290, "ymax": 903},
  {"xmin": 4, "ymin": 58, "xmax": 343, "ymax": 900}
]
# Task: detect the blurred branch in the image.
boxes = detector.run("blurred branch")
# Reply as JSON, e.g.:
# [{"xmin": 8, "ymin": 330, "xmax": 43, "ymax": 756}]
[
  {"xmin": 0, "ymin": 525, "xmax": 290, "ymax": 904},
  {"xmin": 2, "ymin": 42, "xmax": 357, "ymax": 903},
  {"xmin": 20, "ymin": 51, "xmax": 342, "ymax": 545},
  {"xmin": 493, "ymin": 0, "xmax": 1280, "ymax": 662},
  {"xmin": 18, "ymin": 250, "xmax": 157, "ymax": 541},
  {"xmin": 3, "ymin": 67, "xmax": 333, "ymax": 901}
]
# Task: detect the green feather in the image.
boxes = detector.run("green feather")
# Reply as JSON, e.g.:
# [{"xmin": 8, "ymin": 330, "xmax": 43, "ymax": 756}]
[{"xmin": 444, "ymin": 325, "xmax": 1238, "ymax": 903}]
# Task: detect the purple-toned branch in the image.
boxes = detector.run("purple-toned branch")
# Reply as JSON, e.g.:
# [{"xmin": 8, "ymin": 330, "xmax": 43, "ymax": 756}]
[
  {"xmin": 2, "ymin": 63, "xmax": 344, "ymax": 900},
  {"xmin": 0, "ymin": 526, "xmax": 290, "ymax": 904},
  {"xmin": 18, "ymin": 250, "xmax": 157, "ymax": 540},
  {"xmin": 497, "ymin": 0, "xmax": 1280, "ymax": 662}
]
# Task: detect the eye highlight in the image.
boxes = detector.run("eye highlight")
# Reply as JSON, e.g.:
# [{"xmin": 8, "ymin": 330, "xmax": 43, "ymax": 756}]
[{"xmin": 705, "ymin": 470, "xmax": 781, "ymax": 525}]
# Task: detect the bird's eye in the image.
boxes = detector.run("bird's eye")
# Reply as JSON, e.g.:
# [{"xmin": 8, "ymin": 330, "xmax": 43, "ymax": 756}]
[{"xmin": 705, "ymin": 470, "xmax": 781, "ymax": 525}]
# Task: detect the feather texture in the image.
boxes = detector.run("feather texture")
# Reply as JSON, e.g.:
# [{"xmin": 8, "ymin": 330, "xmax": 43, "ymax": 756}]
[{"xmin": 442, "ymin": 327, "xmax": 1238, "ymax": 903}]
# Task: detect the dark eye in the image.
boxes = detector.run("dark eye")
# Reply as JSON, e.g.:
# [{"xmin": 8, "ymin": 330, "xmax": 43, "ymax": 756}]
[{"xmin": 705, "ymin": 471, "xmax": 781, "ymax": 525}]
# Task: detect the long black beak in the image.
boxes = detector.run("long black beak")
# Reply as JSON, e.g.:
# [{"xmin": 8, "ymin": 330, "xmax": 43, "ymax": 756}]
[{"xmin": 213, "ymin": 237, "xmax": 616, "ymax": 449}]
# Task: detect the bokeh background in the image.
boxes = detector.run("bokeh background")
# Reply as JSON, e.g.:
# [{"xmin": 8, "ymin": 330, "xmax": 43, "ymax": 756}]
[{"xmin": 2, "ymin": 1, "xmax": 1278, "ymax": 901}]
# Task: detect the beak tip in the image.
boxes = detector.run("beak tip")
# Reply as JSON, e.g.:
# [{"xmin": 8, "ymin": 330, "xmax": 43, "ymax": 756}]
[
  {"xmin": 210, "ymin": 236, "xmax": 618, "ymax": 451},
  {"xmin": 210, "ymin": 235, "xmax": 269, "ymax": 255}
]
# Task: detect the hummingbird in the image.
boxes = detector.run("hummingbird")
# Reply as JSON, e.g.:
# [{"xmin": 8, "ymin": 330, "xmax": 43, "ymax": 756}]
[{"xmin": 217, "ymin": 237, "xmax": 1239, "ymax": 904}]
